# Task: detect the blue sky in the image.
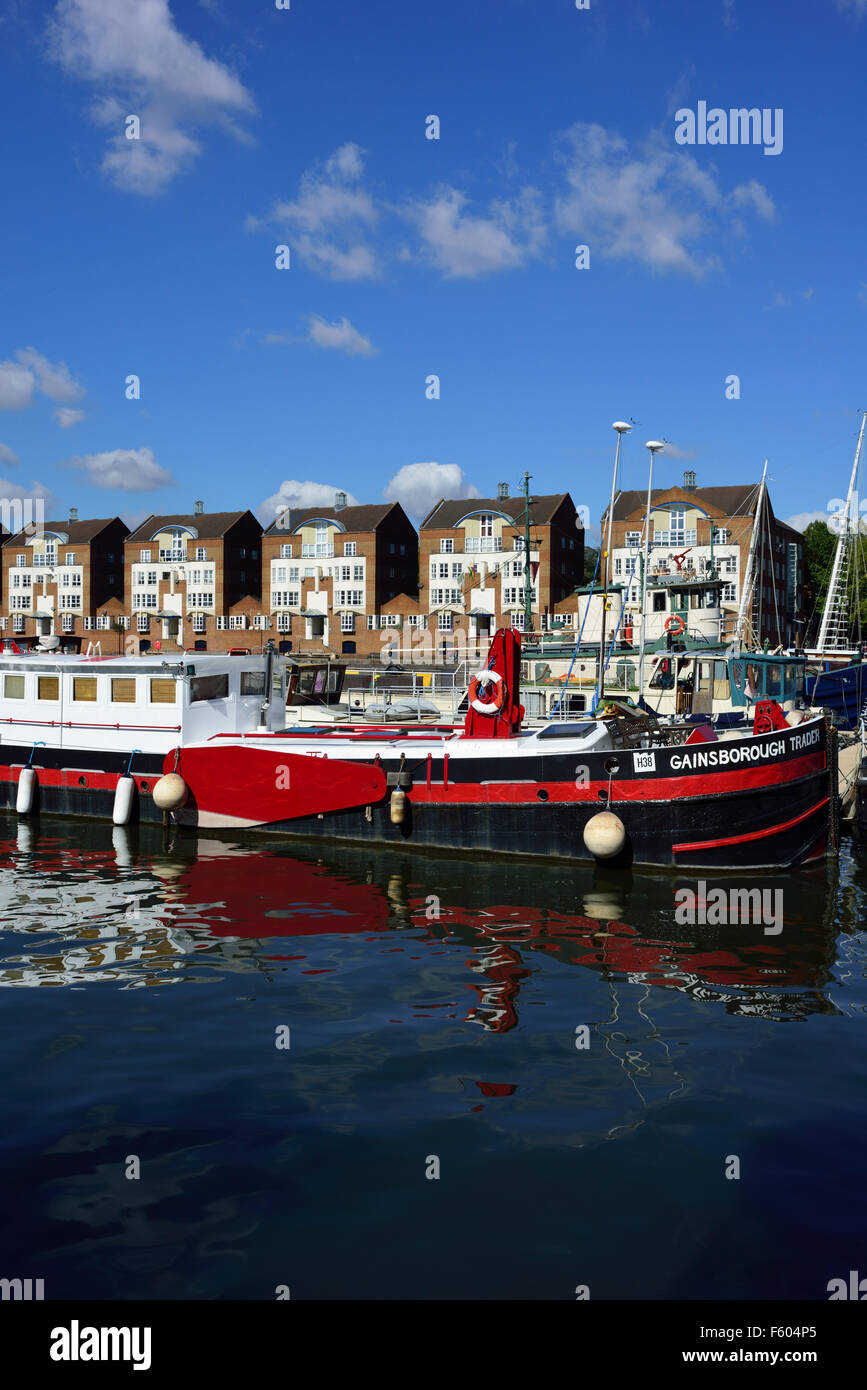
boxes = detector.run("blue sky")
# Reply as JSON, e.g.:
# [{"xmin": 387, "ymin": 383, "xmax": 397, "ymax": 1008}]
[{"xmin": 1, "ymin": 0, "xmax": 866, "ymax": 543}]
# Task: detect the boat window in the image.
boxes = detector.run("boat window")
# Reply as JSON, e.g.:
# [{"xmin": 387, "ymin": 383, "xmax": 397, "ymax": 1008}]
[
  {"xmin": 241, "ymin": 670, "xmax": 266, "ymax": 696},
  {"xmin": 73, "ymin": 677, "xmax": 97, "ymax": 702},
  {"xmin": 190, "ymin": 673, "xmax": 229, "ymax": 703},
  {"xmin": 150, "ymin": 678, "xmax": 177, "ymax": 704},
  {"xmin": 653, "ymin": 592, "xmax": 666, "ymax": 612},
  {"xmin": 765, "ymin": 664, "xmax": 782, "ymax": 698},
  {"xmin": 299, "ymin": 670, "xmax": 316, "ymax": 696},
  {"xmin": 111, "ymin": 678, "xmax": 136, "ymax": 703},
  {"xmin": 785, "ymin": 663, "xmax": 803, "ymax": 698},
  {"xmin": 38, "ymin": 676, "xmax": 59, "ymax": 701},
  {"xmin": 314, "ymin": 669, "xmax": 327, "ymax": 695},
  {"xmin": 4, "ymin": 674, "xmax": 25, "ymax": 699}
]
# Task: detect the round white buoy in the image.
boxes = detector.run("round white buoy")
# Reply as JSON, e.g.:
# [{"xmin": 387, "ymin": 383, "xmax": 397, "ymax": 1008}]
[
  {"xmin": 112, "ymin": 774, "xmax": 136, "ymax": 826},
  {"xmin": 152, "ymin": 772, "xmax": 188, "ymax": 812},
  {"xmin": 583, "ymin": 810, "xmax": 626, "ymax": 860},
  {"xmin": 389, "ymin": 788, "xmax": 406, "ymax": 824},
  {"xmin": 16, "ymin": 766, "xmax": 36, "ymax": 815}
]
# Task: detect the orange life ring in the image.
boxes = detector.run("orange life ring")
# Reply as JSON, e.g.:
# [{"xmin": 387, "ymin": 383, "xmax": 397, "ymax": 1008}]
[
  {"xmin": 664, "ymin": 615, "xmax": 685, "ymax": 636},
  {"xmin": 468, "ymin": 667, "xmax": 506, "ymax": 715}
]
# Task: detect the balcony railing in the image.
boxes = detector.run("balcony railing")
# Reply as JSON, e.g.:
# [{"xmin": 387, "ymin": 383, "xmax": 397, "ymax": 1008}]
[{"xmin": 466, "ymin": 537, "xmax": 502, "ymax": 553}]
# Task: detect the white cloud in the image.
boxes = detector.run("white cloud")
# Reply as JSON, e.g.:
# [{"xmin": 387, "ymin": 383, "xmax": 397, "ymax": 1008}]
[
  {"xmin": 785, "ymin": 511, "xmax": 832, "ymax": 532},
  {"xmin": 722, "ymin": 0, "xmax": 737, "ymax": 28},
  {"xmin": 56, "ymin": 407, "xmax": 87, "ymax": 428},
  {"xmin": 0, "ymin": 348, "xmax": 86, "ymax": 413},
  {"xmin": 259, "ymin": 480, "xmax": 359, "ymax": 524},
  {"xmin": 0, "ymin": 478, "xmax": 60, "ymax": 519},
  {"xmin": 404, "ymin": 186, "xmax": 546, "ymax": 278},
  {"xmin": 15, "ymin": 347, "xmax": 85, "ymax": 403},
  {"xmin": 0, "ymin": 362, "xmax": 36, "ymax": 411},
  {"xmin": 70, "ymin": 446, "xmax": 173, "ymax": 490},
  {"xmin": 252, "ymin": 143, "xmax": 378, "ymax": 280},
  {"xmin": 0, "ymin": 443, "xmax": 20, "ymax": 465},
  {"xmin": 837, "ymin": 0, "xmax": 867, "ymax": 15},
  {"xmin": 47, "ymin": 0, "xmax": 256, "ymax": 195},
  {"xmin": 306, "ymin": 315, "xmax": 377, "ymax": 356},
  {"xmin": 730, "ymin": 180, "xmax": 775, "ymax": 221},
  {"xmin": 554, "ymin": 123, "xmax": 774, "ymax": 276},
  {"xmin": 661, "ymin": 442, "xmax": 698, "ymax": 461},
  {"xmin": 384, "ymin": 462, "xmax": 480, "ymax": 520}
]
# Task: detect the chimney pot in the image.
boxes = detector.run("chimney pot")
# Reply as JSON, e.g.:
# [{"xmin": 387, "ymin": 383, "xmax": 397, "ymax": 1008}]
[
  {"xmin": 194, "ymin": 500, "xmax": 204, "ymax": 515},
  {"xmin": 497, "ymin": 482, "xmax": 509, "ymax": 500},
  {"xmin": 683, "ymin": 470, "xmax": 696, "ymax": 491},
  {"xmin": 69, "ymin": 507, "xmax": 78, "ymax": 523},
  {"xmin": 334, "ymin": 491, "xmax": 347, "ymax": 511}
]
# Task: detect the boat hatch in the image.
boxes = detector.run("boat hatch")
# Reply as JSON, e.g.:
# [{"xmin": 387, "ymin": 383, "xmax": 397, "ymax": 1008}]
[{"xmin": 535, "ymin": 721, "xmax": 597, "ymax": 740}]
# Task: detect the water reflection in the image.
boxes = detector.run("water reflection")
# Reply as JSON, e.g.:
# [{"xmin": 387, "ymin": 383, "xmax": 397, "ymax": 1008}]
[{"xmin": 0, "ymin": 815, "xmax": 844, "ymax": 1027}]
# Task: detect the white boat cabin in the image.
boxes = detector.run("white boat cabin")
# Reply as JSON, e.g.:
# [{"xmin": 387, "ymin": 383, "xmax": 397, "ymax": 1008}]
[{"xmin": 0, "ymin": 651, "xmax": 293, "ymax": 755}]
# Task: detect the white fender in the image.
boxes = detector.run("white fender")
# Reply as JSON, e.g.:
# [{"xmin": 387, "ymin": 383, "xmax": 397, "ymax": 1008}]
[
  {"xmin": 112, "ymin": 773, "xmax": 136, "ymax": 826},
  {"xmin": 16, "ymin": 766, "xmax": 36, "ymax": 815}
]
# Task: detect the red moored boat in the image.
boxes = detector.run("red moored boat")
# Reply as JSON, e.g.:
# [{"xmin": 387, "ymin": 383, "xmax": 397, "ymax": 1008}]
[{"xmin": 160, "ymin": 628, "xmax": 835, "ymax": 871}]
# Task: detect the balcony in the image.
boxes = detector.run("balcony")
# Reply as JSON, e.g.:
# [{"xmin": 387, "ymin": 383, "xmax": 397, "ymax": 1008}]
[
  {"xmin": 466, "ymin": 537, "xmax": 502, "ymax": 553},
  {"xmin": 302, "ymin": 544, "xmax": 334, "ymax": 558}
]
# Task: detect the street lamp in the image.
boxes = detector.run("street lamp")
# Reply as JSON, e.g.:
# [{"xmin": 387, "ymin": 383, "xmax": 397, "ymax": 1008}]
[{"xmin": 596, "ymin": 422, "xmax": 632, "ymax": 709}]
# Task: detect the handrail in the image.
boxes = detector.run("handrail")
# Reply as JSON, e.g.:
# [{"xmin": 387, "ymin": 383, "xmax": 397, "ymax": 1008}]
[{"xmin": 0, "ymin": 718, "xmax": 181, "ymax": 730}]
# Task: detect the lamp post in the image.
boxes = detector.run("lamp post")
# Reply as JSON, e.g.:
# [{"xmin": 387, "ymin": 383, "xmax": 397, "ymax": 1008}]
[
  {"xmin": 637, "ymin": 441, "xmax": 665, "ymax": 699},
  {"xmin": 596, "ymin": 421, "xmax": 631, "ymax": 709}
]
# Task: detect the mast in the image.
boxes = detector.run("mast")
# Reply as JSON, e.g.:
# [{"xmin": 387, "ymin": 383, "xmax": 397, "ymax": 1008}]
[
  {"xmin": 596, "ymin": 422, "xmax": 631, "ymax": 707},
  {"xmin": 521, "ymin": 471, "xmax": 533, "ymax": 633},
  {"xmin": 816, "ymin": 411, "xmax": 866, "ymax": 652},
  {"xmin": 734, "ymin": 460, "xmax": 768, "ymax": 648},
  {"xmin": 638, "ymin": 441, "xmax": 665, "ymax": 701}
]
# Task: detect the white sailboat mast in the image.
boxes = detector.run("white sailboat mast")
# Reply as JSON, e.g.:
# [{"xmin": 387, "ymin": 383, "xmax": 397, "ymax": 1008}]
[
  {"xmin": 734, "ymin": 460, "xmax": 768, "ymax": 648},
  {"xmin": 816, "ymin": 411, "xmax": 867, "ymax": 652}
]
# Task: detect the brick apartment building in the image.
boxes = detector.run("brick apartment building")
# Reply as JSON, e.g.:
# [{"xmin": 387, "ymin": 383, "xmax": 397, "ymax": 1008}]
[
  {"xmin": 0, "ymin": 511, "xmax": 129, "ymax": 648},
  {"xmin": 261, "ymin": 494, "xmax": 418, "ymax": 656},
  {"xmin": 123, "ymin": 506, "xmax": 263, "ymax": 653},
  {"xmin": 417, "ymin": 485, "xmax": 583, "ymax": 655},
  {"xmin": 604, "ymin": 472, "xmax": 804, "ymax": 645}
]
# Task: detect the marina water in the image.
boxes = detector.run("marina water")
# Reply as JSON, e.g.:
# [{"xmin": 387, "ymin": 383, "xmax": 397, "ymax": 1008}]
[{"xmin": 1, "ymin": 814, "xmax": 866, "ymax": 1300}]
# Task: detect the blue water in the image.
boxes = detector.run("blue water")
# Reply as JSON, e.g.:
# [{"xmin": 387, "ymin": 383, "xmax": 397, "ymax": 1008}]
[{"xmin": 1, "ymin": 813, "xmax": 866, "ymax": 1300}]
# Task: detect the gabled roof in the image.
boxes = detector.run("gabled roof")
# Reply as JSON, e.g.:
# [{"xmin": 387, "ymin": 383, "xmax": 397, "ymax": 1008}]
[
  {"xmin": 3, "ymin": 517, "xmax": 127, "ymax": 545},
  {"xmin": 125, "ymin": 511, "xmax": 255, "ymax": 542},
  {"xmin": 609, "ymin": 485, "xmax": 761, "ymax": 523},
  {"xmin": 264, "ymin": 502, "xmax": 400, "ymax": 536},
  {"xmin": 421, "ymin": 494, "xmax": 573, "ymax": 529}
]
